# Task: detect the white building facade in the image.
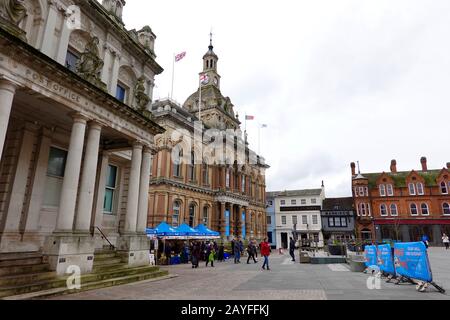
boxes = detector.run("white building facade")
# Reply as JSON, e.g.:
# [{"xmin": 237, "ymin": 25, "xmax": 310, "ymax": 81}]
[
  {"xmin": 272, "ymin": 188, "xmax": 325, "ymax": 249},
  {"xmin": 0, "ymin": 0, "xmax": 164, "ymax": 275}
]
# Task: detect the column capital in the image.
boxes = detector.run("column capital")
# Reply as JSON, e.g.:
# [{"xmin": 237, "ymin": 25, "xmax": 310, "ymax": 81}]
[
  {"xmin": 142, "ymin": 145, "xmax": 153, "ymax": 155},
  {"xmin": 88, "ymin": 120, "xmax": 102, "ymax": 131},
  {"xmin": 70, "ymin": 112, "xmax": 89, "ymax": 124},
  {"xmin": 0, "ymin": 78, "xmax": 20, "ymax": 93}
]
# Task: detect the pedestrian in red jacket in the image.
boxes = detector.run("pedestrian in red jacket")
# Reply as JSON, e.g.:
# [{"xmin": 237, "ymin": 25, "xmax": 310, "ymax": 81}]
[{"xmin": 260, "ymin": 238, "xmax": 271, "ymax": 271}]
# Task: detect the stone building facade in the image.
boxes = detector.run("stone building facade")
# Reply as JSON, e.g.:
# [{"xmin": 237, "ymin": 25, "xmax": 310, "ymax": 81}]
[
  {"xmin": 351, "ymin": 158, "xmax": 450, "ymax": 245},
  {"xmin": 0, "ymin": 0, "xmax": 164, "ymax": 275},
  {"xmin": 148, "ymin": 41, "xmax": 269, "ymax": 241}
]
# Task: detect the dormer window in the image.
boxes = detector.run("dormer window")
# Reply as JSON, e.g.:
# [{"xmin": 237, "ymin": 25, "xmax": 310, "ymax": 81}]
[
  {"xmin": 379, "ymin": 184, "xmax": 386, "ymax": 197},
  {"xmin": 408, "ymin": 183, "xmax": 416, "ymax": 196},
  {"xmin": 387, "ymin": 184, "xmax": 394, "ymax": 196},
  {"xmin": 417, "ymin": 183, "xmax": 424, "ymax": 195},
  {"xmin": 441, "ymin": 182, "xmax": 448, "ymax": 194}
]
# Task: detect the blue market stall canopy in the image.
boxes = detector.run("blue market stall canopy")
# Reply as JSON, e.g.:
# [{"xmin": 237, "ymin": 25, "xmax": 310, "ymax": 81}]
[
  {"xmin": 195, "ymin": 224, "xmax": 220, "ymax": 238},
  {"xmin": 146, "ymin": 222, "xmax": 186, "ymax": 238},
  {"xmin": 176, "ymin": 223, "xmax": 204, "ymax": 238}
]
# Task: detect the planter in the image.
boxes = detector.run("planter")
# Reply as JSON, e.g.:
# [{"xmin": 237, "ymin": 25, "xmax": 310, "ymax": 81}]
[
  {"xmin": 347, "ymin": 257, "xmax": 366, "ymax": 272},
  {"xmin": 328, "ymin": 245, "xmax": 345, "ymax": 256}
]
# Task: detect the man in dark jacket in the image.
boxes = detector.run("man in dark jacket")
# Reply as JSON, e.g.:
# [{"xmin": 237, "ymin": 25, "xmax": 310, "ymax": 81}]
[
  {"xmin": 247, "ymin": 242, "xmax": 257, "ymax": 264},
  {"xmin": 289, "ymin": 237, "xmax": 296, "ymax": 262},
  {"xmin": 234, "ymin": 238, "xmax": 242, "ymax": 264}
]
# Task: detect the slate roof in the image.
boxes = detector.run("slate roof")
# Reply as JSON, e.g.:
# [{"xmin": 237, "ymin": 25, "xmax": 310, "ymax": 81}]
[
  {"xmin": 357, "ymin": 170, "xmax": 442, "ymax": 188},
  {"xmin": 322, "ymin": 197, "xmax": 354, "ymax": 211}
]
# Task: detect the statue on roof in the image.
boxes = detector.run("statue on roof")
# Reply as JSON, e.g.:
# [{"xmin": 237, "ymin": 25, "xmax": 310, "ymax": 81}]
[
  {"xmin": 76, "ymin": 37, "xmax": 106, "ymax": 90},
  {"xmin": 134, "ymin": 76, "xmax": 150, "ymax": 111},
  {"xmin": 0, "ymin": 0, "xmax": 27, "ymax": 25}
]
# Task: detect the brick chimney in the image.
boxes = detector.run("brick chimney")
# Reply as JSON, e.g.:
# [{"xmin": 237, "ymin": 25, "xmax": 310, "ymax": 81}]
[
  {"xmin": 421, "ymin": 157, "xmax": 428, "ymax": 172},
  {"xmin": 351, "ymin": 162, "xmax": 356, "ymax": 176},
  {"xmin": 447, "ymin": 162, "xmax": 450, "ymax": 170},
  {"xmin": 390, "ymin": 160, "xmax": 397, "ymax": 173}
]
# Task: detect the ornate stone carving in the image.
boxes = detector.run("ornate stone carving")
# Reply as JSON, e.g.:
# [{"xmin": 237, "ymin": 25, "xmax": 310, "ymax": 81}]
[
  {"xmin": 134, "ymin": 76, "xmax": 150, "ymax": 111},
  {"xmin": 0, "ymin": 0, "xmax": 27, "ymax": 40},
  {"xmin": 76, "ymin": 36, "xmax": 107, "ymax": 91},
  {"xmin": 0, "ymin": 0, "xmax": 26, "ymax": 25}
]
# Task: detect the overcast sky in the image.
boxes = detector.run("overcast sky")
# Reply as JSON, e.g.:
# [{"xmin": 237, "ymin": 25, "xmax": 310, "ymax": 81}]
[{"xmin": 123, "ymin": 0, "xmax": 450, "ymax": 197}]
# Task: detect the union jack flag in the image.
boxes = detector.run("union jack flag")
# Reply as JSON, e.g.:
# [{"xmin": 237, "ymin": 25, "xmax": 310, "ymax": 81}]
[
  {"xmin": 175, "ymin": 51, "xmax": 186, "ymax": 62},
  {"xmin": 200, "ymin": 73, "xmax": 209, "ymax": 84},
  {"xmin": 246, "ymin": 115, "xmax": 255, "ymax": 120}
]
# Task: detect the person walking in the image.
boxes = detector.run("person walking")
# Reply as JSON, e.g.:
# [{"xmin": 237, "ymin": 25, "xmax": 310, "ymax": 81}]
[
  {"xmin": 442, "ymin": 234, "xmax": 450, "ymax": 250},
  {"xmin": 261, "ymin": 237, "xmax": 271, "ymax": 271},
  {"xmin": 247, "ymin": 242, "xmax": 257, "ymax": 264},
  {"xmin": 164, "ymin": 242, "xmax": 172, "ymax": 265},
  {"xmin": 422, "ymin": 234, "xmax": 430, "ymax": 249},
  {"xmin": 234, "ymin": 238, "xmax": 241, "ymax": 264},
  {"xmin": 206, "ymin": 244, "xmax": 216, "ymax": 267},
  {"xmin": 191, "ymin": 242, "xmax": 201, "ymax": 269},
  {"xmin": 289, "ymin": 237, "xmax": 296, "ymax": 262},
  {"xmin": 218, "ymin": 243, "xmax": 225, "ymax": 262}
]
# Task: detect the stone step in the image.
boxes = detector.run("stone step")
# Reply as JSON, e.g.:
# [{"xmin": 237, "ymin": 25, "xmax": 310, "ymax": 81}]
[
  {"xmin": 3, "ymin": 272, "xmax": 175, "ymax": 300},
  {"xmin": 92, "ymin": 262, "xmax": 129, "ymax": 273},
  {"xmin": 0, "ymin": 252, "xmax": 42, "ymax": 261},
  {"xmin": 80, "ymin": 266, "xmax": 160, "ymax": 283},
  {"xmin": 0, "ymin": 268, "xmax": 169, "ymax": 299},
  {"xmin": 0, "ymin": 271, "xmax": 57, "ymax": 287},
  {"xmin": 93, "ymin": 252, "xmax": 118, "ymax": 260},
  {"xmin": 92, "ymin": 257, "xmax": 123, "ymax": 267},
  {"xmin": 0, "ymin": 256, "xmax": 43, "ymax": 267},
  {"xmin": 0, "ymin": 263, "xmax": 50, "ymax": 277}
]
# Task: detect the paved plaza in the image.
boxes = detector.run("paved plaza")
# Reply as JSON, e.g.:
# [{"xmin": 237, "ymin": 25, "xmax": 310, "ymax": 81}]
[{"xmin": 48, "ymin": 248, "xmax": 450, "ymax": 300}]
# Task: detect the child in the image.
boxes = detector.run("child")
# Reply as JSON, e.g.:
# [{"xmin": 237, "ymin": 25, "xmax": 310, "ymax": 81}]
[{"xmin": 206, "ymin": 246, "xmax": 216, "ymax": 267}]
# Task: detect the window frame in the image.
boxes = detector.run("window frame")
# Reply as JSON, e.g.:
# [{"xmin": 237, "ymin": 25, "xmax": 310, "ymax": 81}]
[
  {"xmin": 302, "ymin": 215, "xmax": 308, "ymax": 225},
  {"xmin": 188, "ymin": 204, "xmax": 196, "ymax": 227},
  {"xmin": 410, "ymin": 203, "xmax": 418, "ymax": 216},
  {"xmin": 408, "ymin": 183, "xmax": 416, "ymax": 196},
  {"xmin": 172, "ymin": 201, "xmax": 181, "ymax": 227},
  {"xmin": 443, "ymin": 203, "xmax": 450, "ymax": 216},
  {"xmin": 390, "ymin": 204, "xmax": 398, "ymax": 216},
  {"xmin": 103, "ymin": 164, "xmax": 119, "ymax": 215},
  {"xmin": 292, "ymin": 215, "xmax": 298, "ymax": 225},
  {"xmin": 441, "ymin": 181, "xmax": 448, "ymax": 195},
  {"xmin": 202, "ymin": 206, "xmax": 209, "ymax": 225},
  {"xmin": 65, "ymin": 48, "xmax": 80, "ymax": 73},
  {"xmin": 43, "ymin": 146, "xmax": 68, "ymax": 208},
  {"xmin": 379, "ymin": 184, "xmax": 386, "ymax": 197},
  {"xmin": 417, "ymin": 182, "xmax": 424, "ymax": 195},
  {"xmin": 115, "ymin": 83, "xmax": 127, "ymax": 103},
  {"xmin": 281, "ymin": 216, "xmax": 287, "ymax": 225},
  {"xmin": 387, "ymin": 184, "xmax": 394, "ymax": 196},
  {"xmin": 420, "ymin": 203, "xmax": 429, "ymax": 216},
  {"xmin": 312, "ymin": 215, "xmax": 318, "ymax": 225},
  {"xmin": 291, "ymin": 199, "xmax": 297, "ymax": 205},
  {"xmin": 380, "ymin": 204, "xmax": 388, "ymax": 216}
]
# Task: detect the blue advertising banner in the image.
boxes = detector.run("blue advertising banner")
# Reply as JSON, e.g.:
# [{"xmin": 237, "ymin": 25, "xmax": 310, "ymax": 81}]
[
  {"xmin": 364, "ymin": 245, "xmax": 378, "ymax": 269},
  {"xmin": 225, "ymin": 210, "xmax": 230, "ymax": 237},
  {"xmin": 377, "ymin": 244, "xmax": 395, "ymax": 275},
  {"xmin": 394, "ymin": 242, "xmax": 432, "ymax": 282},
  {"xmin": 241, "ymin": 212, "xmax": 246, "ymax": 240}
]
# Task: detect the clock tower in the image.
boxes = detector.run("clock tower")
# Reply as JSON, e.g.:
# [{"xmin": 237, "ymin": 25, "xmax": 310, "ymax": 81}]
[{"xmin": 201, "ymin": 32, "xmax": 221, "ymax": 89}]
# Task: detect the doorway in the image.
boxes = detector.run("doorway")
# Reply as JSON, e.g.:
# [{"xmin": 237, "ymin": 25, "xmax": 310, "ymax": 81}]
[{"xmin": 281, "ymin": 233, "xmax": 288, "ymax": 249}]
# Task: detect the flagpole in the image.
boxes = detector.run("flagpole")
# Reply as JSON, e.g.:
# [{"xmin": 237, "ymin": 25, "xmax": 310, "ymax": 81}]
[
  {"xmin": 258, "ymin": 122, "xmax": 261, "ymax": 155},
  {"xmin": 171, "ymin": 53, "xmax": 175, "ymax": 99}
]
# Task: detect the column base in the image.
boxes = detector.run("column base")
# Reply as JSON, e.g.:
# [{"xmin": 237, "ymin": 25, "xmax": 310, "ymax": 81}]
[
  {"xmin": 116, "ymin": 234, "xmax": 150, "ymax": 268},
  {"xmin": 0, "ymin": 232, "xmax": 42, "ymax": 253},
  {"xmin": 43, "ymin": 232, "xmax": 96, "ymax": 276}
]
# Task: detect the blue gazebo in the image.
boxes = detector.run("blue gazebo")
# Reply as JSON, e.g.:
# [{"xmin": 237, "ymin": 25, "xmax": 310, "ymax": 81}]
[
  {"xmin": 194, "ymin": 224, "xmax": 221, "ymax": 239},
  {"xmin": 146, "ymin": 222, "xmax": 186, "ymax": 238},
  {"xmin": 175, "ymin": 223, "xmax": 204, "ymax": 238}
]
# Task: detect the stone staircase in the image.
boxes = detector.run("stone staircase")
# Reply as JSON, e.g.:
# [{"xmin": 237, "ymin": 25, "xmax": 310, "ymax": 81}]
[{"xmin": 0, "ymin": 248, "xmax": 169, "ymax": 299}]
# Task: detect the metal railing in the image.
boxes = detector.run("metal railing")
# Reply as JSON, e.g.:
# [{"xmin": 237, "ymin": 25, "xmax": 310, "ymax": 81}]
[{"xmin": 90, "ymin": 226, "xmax": 115, "ymax": 250}]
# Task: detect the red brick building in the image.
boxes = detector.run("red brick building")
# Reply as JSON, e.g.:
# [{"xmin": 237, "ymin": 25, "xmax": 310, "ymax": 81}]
[{"xmin": 351, "ymin": 158, "xmax": 450, "ymax": 245}]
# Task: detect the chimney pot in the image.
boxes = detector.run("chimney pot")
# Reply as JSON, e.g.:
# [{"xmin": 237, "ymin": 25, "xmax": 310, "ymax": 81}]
[
  {"xmin": 390, "ymin": 160, "xmax": 397, "ymax": 173},
  {"xmin": 421, "ymin": 157, "xmax": 428, "ymax": 172},
  {"xmin": 351, "ymin": 162, "xmax": 356, "ymax": 176}
]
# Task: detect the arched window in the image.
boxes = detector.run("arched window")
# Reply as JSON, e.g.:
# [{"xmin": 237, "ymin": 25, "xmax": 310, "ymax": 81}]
[
  {"xmin": 443, "ymin": 203, "xmax": 450, "ymax": 215},
  {"xmin": 408, "ymin": 183, "xmax": 416, "ymax": 196},
  {"xmin": 173, "ymin": 149, "xmax": 183, "ymax": 177},
  {"xmin": 172, "ymin": 201, "xmax": 181, "ymax": 227},
  {"xmin": 421, "ymin": 203, "xmax": 429, "ymax": 216},
  {"xmin": 241, "ymin": 175, "xmax": 246, "ymax": 193},
  {"xmin": 417, "ymin": 183, "xmax": 424, "ymax": 195},
  {"xmin": 202, "ymin": 162, "xmax": 209, "ymax": 185},
  {"xmin": 189, "ymin": 151, "xmax": 195, "ymax": 181},
  {"xmin": 380, "ymin": 204, "xmax": 388, "ymax": 216},
  {"xmin": 225, "ymin": 168, "xmax": 230, "ymax": 188},
  {"xmin": 410, "ymin": 204, "xmax": 418, "ymax": 216},
  {"xmin": 390, "ymin": 204, "xmax": 398, "ymax": 216},
  {"xmin": 379, "ymin": 184, "xmax": 386, "ymax": 197},
  {"xmin": 360, "ymin": 203, "xmax": 366, "ymax": 216},
  {"xmin": 441, "ymin": 182, "xmax": 448, "ymax": 194},
  {"xmin": 202, "ymin": 206, "xmax": 209, "ymax": 225},
  {"xmin": 189, "ymin": 204, "xmax": 196, "ymax": 227}
]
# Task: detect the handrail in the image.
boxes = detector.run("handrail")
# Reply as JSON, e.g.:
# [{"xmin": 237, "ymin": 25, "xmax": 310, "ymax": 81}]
[{"xmin": 91, "ymin": 226, "xmax": 115, "ymax": 250}]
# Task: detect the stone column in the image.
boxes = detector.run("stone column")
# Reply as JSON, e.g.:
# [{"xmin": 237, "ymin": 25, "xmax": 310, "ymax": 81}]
[
  {"xmin": 136, "ymin": 146, "xmax": 152, "ymax": 233},
  {"xmin": 55, "ymin": 114, "xmax": 87, "ymax": 232},
  {"xmin": 432, "ymin": 225, "xmax": 442, "ymax": 246},
  {"xmin": 41, "ymin": 0, "xmax": 59, "ymax": 57},
  {"xmin": 219, "ymin": 202, "xmax": 226, "ymax": 237},
  {"xmin": 24, "ymin": 128, "xmax": 52, "ymax": 233},
  {"xmin": 124, "ymin": 142, "xmax": 143, "ymax": 233},
  {"xmin": 75, "ymin": 122, "xmax": 102, "ymax": 232},
  {"xmin": 236, "ymin": 205, "xmax": 243, "ymax": 238},
  {"xmin": 400, "ymin": 225, "xmax": 410, "ymax": 242},
  {"xmin": 0, "ymin": 79, "xmax": 17, "ymax": 161},
  {"xmin": 91, "ymin": 152, "xmax": 110, "ymax": 229}
]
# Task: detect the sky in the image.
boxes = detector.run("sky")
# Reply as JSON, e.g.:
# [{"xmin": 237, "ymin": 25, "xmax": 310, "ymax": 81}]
[{"xmin": 123, "ymin": 0, "xmax": 450, "ymax": 197}]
